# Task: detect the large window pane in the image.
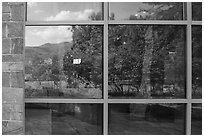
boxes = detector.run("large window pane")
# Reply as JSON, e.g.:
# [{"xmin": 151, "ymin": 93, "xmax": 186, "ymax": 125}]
[
  {"xmin": 25, "ymin": 26, "xmax": 103, "ymax": 98},
  {"xmin": 27, "ymin": 2, "xmax": 103, "ymax": 21},
  {"xmin": 108, "ymin": 25, "xmax": 186, "ymax": 99},
  {"xmin": 25, "ymin": 103, "xmax": 103, "ymax": 135},
  {"xmin": 109, "ymin": 2, "xmax": 186, "ymax": 20},
  {"xmin": 192, "ymin": 26, "xmax": 202, "ymax": 99},
  {"xmin": 192, "ymin": 2, "xmax": 202, "ymax": 21},
  {"xmin": 109, "ymin": 104, "xmax": 185, "ymax": 135},
  {"xmin": 191, "ymin": 103, "xmax": 202, "ymax": 135}
]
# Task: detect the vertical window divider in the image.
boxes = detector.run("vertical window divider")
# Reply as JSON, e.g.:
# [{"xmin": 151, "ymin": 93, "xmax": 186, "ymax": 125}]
[
  {"xmin": 103, "ymin": 2, "xmax": 109, "ymax": 135},
  {"xmin": 23, "ymin": 2, "xmax": 27, "ymax": 135},
  {"xmin": 186, "ymin": 2, "xmax": 192, "ymax": 135}
]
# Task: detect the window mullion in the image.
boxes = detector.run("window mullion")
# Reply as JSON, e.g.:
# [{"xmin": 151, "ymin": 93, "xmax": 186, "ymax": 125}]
[
  {"xmin": 186, "ymin": 2, "xmax": 192, "ymax": 135},
  {"xmin": 103, "ymin": 2, "xmax": 109, "ymax": 135}
]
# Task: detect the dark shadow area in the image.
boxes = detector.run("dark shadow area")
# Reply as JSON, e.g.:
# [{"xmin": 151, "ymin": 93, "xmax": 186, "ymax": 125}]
[
  {"xmin": 191, "ymin": 103, "xmax": 202, "ymax": 135},
  {"xmin": 108, "ymin": 103, "xmax": 185, "ymax": 135},
  {"xmin": 25, "ymin": 103, "xmax": 103, "ymax": 135}
]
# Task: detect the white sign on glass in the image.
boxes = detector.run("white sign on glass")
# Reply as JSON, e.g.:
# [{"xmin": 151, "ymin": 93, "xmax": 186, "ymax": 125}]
[{"xmin": 73, "ymin": 58, "xmax": 81, "ymax": 64}]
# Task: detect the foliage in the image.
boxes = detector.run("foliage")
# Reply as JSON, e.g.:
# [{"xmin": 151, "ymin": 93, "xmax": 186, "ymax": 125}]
[
  {"xmin": 63, "ymin": 26, "xmax": 103, "ymax": 88},
  {"xmin": 192, "ymin": 2, "xmax": 202, "ymax": 20},
  {"xmin": 192, "ymin": 26, "xmax": 202, "ymax": 88},
  {"xmin": 25, "ymin": 3, "xmax": 201, "ymax": 98},
  {"xmin": 62, "ymin": 3, "xmax": 188, "ymax": 98}
]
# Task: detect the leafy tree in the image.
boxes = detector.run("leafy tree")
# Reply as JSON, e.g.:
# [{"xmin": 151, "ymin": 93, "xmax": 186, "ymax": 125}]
[
  {"xmin": 192, "ymin": 2, "xmax": 202, "ymax": 20},
  {"xmin": 63, "ymin": 25, "xmax": 103, "ymax": 89},
  {"xmin": 63, "ymin": 3, "xmax": 187, "ymax": 98},
  {"xmin": 108, "ymin": 25, "xmax": 148, "ymax": 96},
  {"xmin": 192, "ymin": 26, "xmax": 202, "ymax": 96}
]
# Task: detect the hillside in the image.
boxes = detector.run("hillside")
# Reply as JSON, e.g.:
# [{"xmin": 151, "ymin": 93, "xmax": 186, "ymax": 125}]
[{"xmin": 25, "ymin": 42, "xmax": 73, "ymax": 64}]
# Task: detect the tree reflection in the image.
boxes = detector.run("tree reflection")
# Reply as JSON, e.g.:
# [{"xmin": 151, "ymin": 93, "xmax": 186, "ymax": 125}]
[
  {"xmin": 63, "ymin": 3, "xmax": 186, "ymax": 98},
  {"xmin": 25, "ymin": 3, "xmax": 196, "ymax": 98}
]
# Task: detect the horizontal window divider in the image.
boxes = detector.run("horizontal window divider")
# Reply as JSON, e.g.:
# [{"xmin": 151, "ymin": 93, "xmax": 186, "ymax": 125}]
[
  {"xmin": 26, "ymin": 21, "xmax": 105, "ymax": 26},
  {"xmin": 108, "ymin": 99, "xmax": 189, "ymax": 103},
  {"xmin": 109, "ymin": 20, "xmax": 188, "ymax": 25},
  {"xmin": 25, "ymin": 98, "xmax": 193, "ymax": 104},
  {"xmin": 192, "ymin": 21, "xmax": 202, "ymax": 25},
  {"xmin": 25, "ymin": 98, "xmax": 105, "ymax": 103},
  {"xmin": 191, "ymin": 99, "xmax": 202, "ymax": 103}
]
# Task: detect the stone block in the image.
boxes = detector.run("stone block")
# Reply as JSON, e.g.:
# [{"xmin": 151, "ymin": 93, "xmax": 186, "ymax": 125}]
[
  {"xmin": 3, "ymin": 2, "xmax": 9, "ymax": 6},
  {"xmin": 2, "ymin": 121, "xmax": 23, "ymax": 135},
  {"xmin": 8, "ymin": 2, "xmax": 24, "ymax": 5},
  {"xmin": 3, "ymin": 104, "xmax": 23, "ymax": 113},
  {"xmin": 13, "ymin": 104, "xmax": 24, "ymax": 112},
  {"xmin": 2, "ymin": 13, "xmax": 10, "ymax": 21},
  {"xmin": 10, "ymin": 112, "xmax": 23, "ymax": 121},
  {"xmin": 2, "ymin": 2, "xmax": 10, "ymax": 13},
  {"xmin": 2, "ymin": 62, "xmax": 24, "ymax": 71},
  {"xmin": 2, "ymin": 72, "xmax": 10, "ymax": 87},
  {"xmin": 2, "ymin": 38, "xmax": 11, "ymax": 54},
  {"xmin": 2, "ymin": 23, "xmax": 7, "ymax": 38},
  {"xmin": 3, "ymin": 104, "xmax": 23, "ymax": 120},
  {"xmin": 7, "ymin": 22, "xmax": 23, "ymax": 37},
  {"xmin": 11, "ymin": 5, "xmax": 24, "ymax": 21},
  {"xmin": 2, "ymin": 55, "xmax": 23, "ymax": 62},
  {"xmin": 2, "ymin": 87, "xmax": 24, "ymax": 104},
  {"xmin": 11, "ymin": 38, "xmax": 23, "ymax": 54},
  {"xmin": 2, "ymin": 104, "xmax": 23, "ymax": 120},
  {"xmin": 2, "ymin": 109, "xmax": 10, "ymax": 120},
  {"xmin": 11, "ymin": 72, "xmax": 24, "ymax": 88}
]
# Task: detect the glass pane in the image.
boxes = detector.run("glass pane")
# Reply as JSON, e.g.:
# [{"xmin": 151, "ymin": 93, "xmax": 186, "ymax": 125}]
[
  {"xmin": 25, "ymin": 103, "xmax": 103, "ymax": 135},
  {"xmin": 109, "ymin": 2, "xmax": 186, "ymax": 20},
  {"xmin": 27, "ymin": 2, "xmax": 103, "ymax": 21},
  {"xmin": 191, "ymin": 103, "xmax": 202, "ymax": 135},
  {"xmin": 192, "ymin": 26, "xmax": 202, "ymax": 99},
  {"xmin": 192, "ymin": 2, "xmax": 202, "ymax": 21},
  {"xmin": 109, "ymin": 103, "xmax": 185, "ymax": 135},
  {"xmin": 108, "ymin": 25, "xmax": 186, "ymax": 99},
  {"xmin": 25, "ymin": 26, "xmax": 103, "ymax": 98}
]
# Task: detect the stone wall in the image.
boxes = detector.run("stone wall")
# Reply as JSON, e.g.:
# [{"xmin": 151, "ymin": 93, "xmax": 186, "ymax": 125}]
[{"xmin": 2, "ymin": 2, "xmax": 25, "ymax": 135}]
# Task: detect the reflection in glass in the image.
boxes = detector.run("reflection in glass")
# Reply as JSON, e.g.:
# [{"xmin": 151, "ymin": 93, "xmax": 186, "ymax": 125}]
[
  {"xmin": 192, "ymin": 26, "xmax": 202, "ymax": 99},
  {"xmin": 109, "ymin": 103, "xmax": 185, "ymax": 135},
  {"xmin": 25, "ymin": 103, "xmax": 103, "ymax": 135},
  {"xmin": 191, "ymin": 103, "xmax": 202, "ymax": 135},
  {"xmin": 109, "ymin": 2, "xmax": 186, "ymax": 20},
  {"xmin": 108, "ymin": 25, "xmax": 186, "ymax": 99},
  {"xmin": 192, "ymin": 2, "xmax": 202, "ymax": 21},
  {"xmin": 27, "ymin": 2, "xmax": 103, "ymax": 21},
  {"xmin": 25, "ymin": 26, "xmax": 103, "ymax": 98}
]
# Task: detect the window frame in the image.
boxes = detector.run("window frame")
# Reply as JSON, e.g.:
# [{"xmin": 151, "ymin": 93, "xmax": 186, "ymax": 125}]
[{"xmin": 24, "ymin": 2, "xmax": 202, "ymax": 135}]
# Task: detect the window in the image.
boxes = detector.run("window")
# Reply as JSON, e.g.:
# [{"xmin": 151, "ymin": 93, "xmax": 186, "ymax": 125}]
[
  {"xmin": 25, "ymin": 2, "xmax": 202, "ymax": 135},
  {"xmin": 108, "ymin": 25, "xmax": 186, "ymax": 99},
  {"xmin": 25, "ymin": 26, "xmax": 103, "ymax": 99},
  {"xmin": 27, "ymin": 2, "xmax": 103, "ymax": 21},
  {"xmin": 109, "ymin": 103, "xmax": 186, "ymax": 135},
  {"xmin": 109, "ymin": 2, "xmax": 186, "ymax": 20}
]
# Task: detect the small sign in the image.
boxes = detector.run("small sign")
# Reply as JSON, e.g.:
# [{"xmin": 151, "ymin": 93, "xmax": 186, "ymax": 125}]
[{"xmin": 73, "ymin": 58, "xmax": 81, "ymax": 64}]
